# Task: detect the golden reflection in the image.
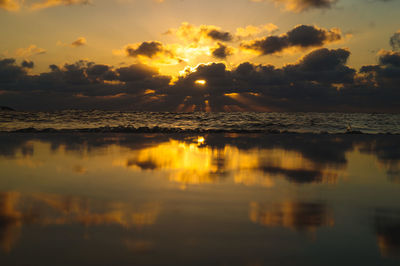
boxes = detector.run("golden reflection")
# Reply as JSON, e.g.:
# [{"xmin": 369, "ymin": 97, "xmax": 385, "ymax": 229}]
[
  {"xmin": 0, "ymin": 192, "xmax": 23, "ymax": 253},
  {"xmin": 0, "ymin": 191, "xmax": 159, "ymax": 253},
  {"xmin": 375, "ymin": 213, "xmax": 400, "ymax": 258},
  {"xmin": 111, "ymin": 138, "xmax": 341, "ymax": 187},
  {"xmin": 249, "ymin": 201, "xmax": 334, "ymax": 232},
  {"xmin": 195, "ymin": 79, "xmax": 206, "ymax": 86},
  {"xmin": 197, "ymin": 136, "xmax": 205, "ymax": 145},
  {"xmin": 377, "ymin": 235, "xmax": 400, "ymax": 258},
  {"xmin": 4, "ymin": 137, "xmax": 342, "ymax": 189}
]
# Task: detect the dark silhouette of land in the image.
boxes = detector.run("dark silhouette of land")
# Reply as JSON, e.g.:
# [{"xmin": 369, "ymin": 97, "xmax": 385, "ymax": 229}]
[{"xmin": 0, "ymin": 106, "xmax": 15, "ymax": 111}]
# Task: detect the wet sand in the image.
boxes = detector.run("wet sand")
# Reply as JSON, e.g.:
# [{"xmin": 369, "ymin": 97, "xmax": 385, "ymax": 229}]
[{"xmin": 0, "ymin": 133, "xmax": 399, "ymax": 265}]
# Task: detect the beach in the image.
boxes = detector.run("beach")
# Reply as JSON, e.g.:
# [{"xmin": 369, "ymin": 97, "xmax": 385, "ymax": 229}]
[{"xmin": 0, "ymin": 132, "xmax": 399, "ymax": 265}]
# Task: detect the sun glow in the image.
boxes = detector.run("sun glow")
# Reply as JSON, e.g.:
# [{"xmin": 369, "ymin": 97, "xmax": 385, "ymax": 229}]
[
  {"xmin": 195, "ymin": 80, "xmax": 206, "ymax": 85},
  {"xmin": 197, "ymin": 136, "xmax": 205, "ymax": 145}
]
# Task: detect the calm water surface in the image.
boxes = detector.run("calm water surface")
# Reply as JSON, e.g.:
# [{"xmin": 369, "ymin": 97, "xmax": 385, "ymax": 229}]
[{"xmin": 0, "ymin": 133, "xmax": 399, "ymax": 265}]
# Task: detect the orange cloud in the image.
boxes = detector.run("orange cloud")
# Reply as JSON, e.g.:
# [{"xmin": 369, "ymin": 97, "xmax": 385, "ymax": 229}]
[
  {"xmin": 0, "ymin": 0, "xmax": 21, "ymax": 11},
  {"xmin": 15, "ymin": 44, "xmax": 46, "ymax": 57},
  {"xmin": 30, "ymin": 0, "xmax": 91, "ymax": 10},
  {"xmin": 251, "ymin": 0, "xmax": 337, "ymax": 13}
]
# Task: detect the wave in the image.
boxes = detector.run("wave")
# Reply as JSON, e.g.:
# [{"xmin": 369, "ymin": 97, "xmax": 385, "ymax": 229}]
[
  {"xmin": 2, "ymin": 111, "xmax": 400, "ymax": 134},
  {"xmin": 1, "ymin": 126, "xmax": 386, "ymax": 135}
]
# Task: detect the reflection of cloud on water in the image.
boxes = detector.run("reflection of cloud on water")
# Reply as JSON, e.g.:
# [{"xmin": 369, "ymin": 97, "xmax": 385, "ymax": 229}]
[
  {"xmin": 2, "ymin": 134, "xmax": 400, "ymax": 188},
  {"xmin": 113, "ymin": 139, "xmax": 341, "ymax": 187},
  {"xmin": 249, "ymin": 201, "xmax": 334, "ymax": 232},
  {"xmin": 374, "ymin": 209, "xmax": 400, "ymax": 258},
  {"xmin": 234, "ymin": 170, "xmax": 275, "ymax": 188},
  {"xmin": 376, "ymin": 162, "xmax": 400, "ymax": 184},
  {"xmin": 124, "ymin": 239, "xmax": 154, "ymax": 254},
  {"xmin": 0, "ymin": 191, "xmax": 159, "ymax": 253},
  {"xmin": 358, "ymin": 137, "xmax": 400, "ymax": 184},
  {"xmin": 0, "ymin": 192, "xmax": 23, "ymax": 253}
]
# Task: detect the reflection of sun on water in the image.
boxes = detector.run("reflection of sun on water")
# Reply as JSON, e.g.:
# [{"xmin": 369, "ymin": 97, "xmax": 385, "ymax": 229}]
[
  {"xmin": 197, "ymin": 136, "xmax": 205, "ymax": 145},
  {"xmin": 113, "ymin": 138, "xmax": 340, "ymax": 188},
  {"xmin": 8, "ymin": 139, "xmax": 341, "ymax": 191},
  {"xmin": 195, "ymin": 79, "xmax": 206, "ymax": 85}
]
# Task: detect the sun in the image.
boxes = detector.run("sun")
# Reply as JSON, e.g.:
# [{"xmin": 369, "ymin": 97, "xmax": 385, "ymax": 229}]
[{"xmin": 195, "ymin": 80, "xmax": 206, "ymax": 85}]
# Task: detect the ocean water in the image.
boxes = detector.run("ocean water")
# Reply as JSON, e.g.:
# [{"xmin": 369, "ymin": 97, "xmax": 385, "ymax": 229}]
[
  {"xmin": 0, "ymin": 133, "xmax": 400, "ymax": 265},
  {"xmin": 1, "ymin": 111, "xmax": 400, "ymax": 265},
  {"xmin": 1, "ymin": 110, "xmax": 400, "ymax": 134}
]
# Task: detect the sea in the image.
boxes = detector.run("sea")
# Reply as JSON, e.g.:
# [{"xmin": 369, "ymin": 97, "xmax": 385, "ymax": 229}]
[
  {"xmin": 1, "ymin": 111, "xmax": 400, "ymax": 265},
  {"xmin": 1, "ymin": 110, "xmax": 400, "ymax": 134}
]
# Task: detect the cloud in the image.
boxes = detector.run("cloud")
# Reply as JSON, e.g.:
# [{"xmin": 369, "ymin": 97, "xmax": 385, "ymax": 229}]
[
  {"xmin": 1, "ymin": 46, "xmax": 400, "ymax": 112},
  {"xmin": 15, "ymin": 45, "xmax": 46, "ymax": 58},
  {"xmin": 236, "ymin": 23, "xmax": 279, "ymax": 38},
  {"xmin": 21, "ymin": 60, "xmax": 34, "ymax": 69},
  {"xmin": 71, "ymin": 37, "xmax": 87, "ymax": 47},
  {"xmin": 1, "ymin": 0, "xmax": 90, "ymax": 11},
  {"xmin": 359, "ymin": 50, "xmax": 400, "ymax": 90},
  {"xmin": 122, "ymin": 41, "xmax": 183, "ymax": 65},
  {"xmin": 30, "ymin": 0, "xmax": 91, "ymax": 10},
  {"xmin": 167, "ymin": 22, "xmax": 280, "ymax": 44},
  {"xmin": 284, "ymin": 48, "xmax": 355, "ymax": 84},
  {"xmin": 241, "ymin": 25, "xmax": 342, "ymax": 55},
  {"xmin": 0, "ymin": 58, "xmax": 26, "ymax": 83},
  {"xmin": 166, "ymin": 22, "xmax": 234, "ymax": 44},
  {"xmin": 390, "ymin": 30, "xmax": 400, "ymax": 51},
  {"xmin": 57, "ymin": 37, "xmax": 87, "ymax": 48},
  {"xmin": 251, "ymin": 0, "xmax": 338, "ymax": 13},
  {"xmin": 207, "ymin": 29, "xmax": 233, "ymax": 42},
  {"xmin": 211, "ymin": 43, "xmax": 234, "ymax": 59},
  {"xmin": 0, "ymin": 0, "xmax": 20, "ymax": 11},
  {"xmin": 126, "ymin": 41, "xmax": 171, "ymax": 58}
]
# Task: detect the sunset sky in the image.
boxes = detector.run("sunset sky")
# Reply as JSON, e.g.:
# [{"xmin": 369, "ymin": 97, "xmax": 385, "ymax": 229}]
[{"xmin": 1, "ymin": 0, "xmax": 399, "ymax": 111}]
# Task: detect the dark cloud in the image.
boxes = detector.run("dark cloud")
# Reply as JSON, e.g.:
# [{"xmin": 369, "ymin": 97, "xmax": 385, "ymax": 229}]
[
  {"xmin": 0, "ymin": 58, "xmax": 26, "ymax": 83},
  {"xmin": 86, "ymin": 64, "xmax": 110, "ymax": 76},
  {"xmin": 379, "ymin": 50, "xmax": 400, "ymax": 67},
  {"xmin": 207, "ymin": 29, "xmax": 233, "ymax": 42},
  {"xmin": 241, "ymin": 25, "xmax": 342, "ymax": 55},
  {"xmin": 126, "ymin": 41, "xmax": 173, "ymax": 59},
  {"xmin": 21, "ymin": 60, "xmax": 34, "ymax": 69},
  {"xmin": 1, "ymin": 46, "xmax": 400, "ymax": 112},
  {"xmin": 287, "ymin": 25, "xmax": 341, "ymax": 46},
  {"xmin": 86, "ymin": 64, "xmax": 117, "ymax": 82},
  {"xmin": 390, "ymin": 31, "xmax": 400, "ymax": 51},
  {"xmin": 212, "ymin": 43, "xmax": 234, "ymax": 59},
  {"xmin": 126, "ymin": 41, "xmax": 162, "ymax": 58},
  {"xmin": 0, "ymin": 59, "xmax": 171, "ymax": 110},
  {"xmin": 359, "ymin": 50, "xmax": 400, "ymax": 90},
  {"xmin": 284, "ymin": 48, "xmax": 356, "ymax": 84},
  {"xmin": 116, "ymin": 64, "xmax": 158, "ymax": 82}
]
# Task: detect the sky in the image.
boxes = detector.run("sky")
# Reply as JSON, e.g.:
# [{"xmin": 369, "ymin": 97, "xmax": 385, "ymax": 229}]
[{"xmin": 0, "ymin": 0, "xmax": 399, "ymax": 112}]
